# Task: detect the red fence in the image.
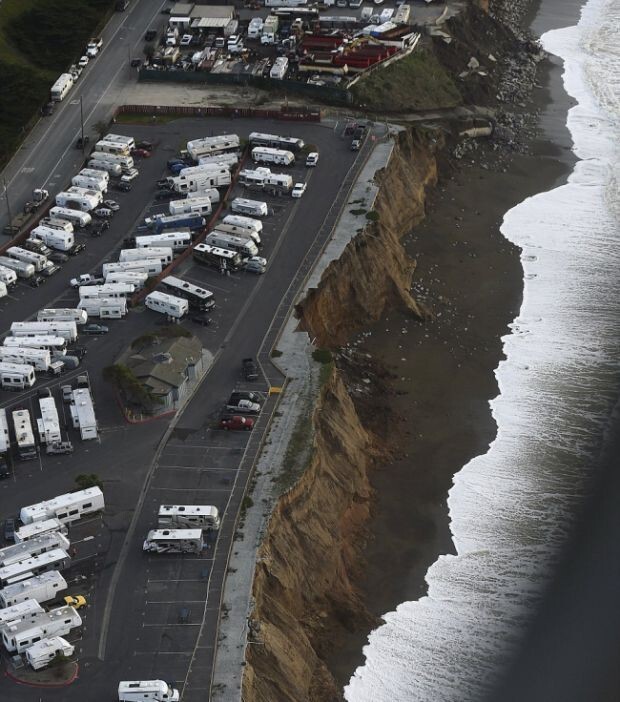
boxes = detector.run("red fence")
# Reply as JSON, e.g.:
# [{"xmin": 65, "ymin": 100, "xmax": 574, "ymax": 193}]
[{"xmin": 116, "ymin": 104, "xmax": 321, "ymax": 123}]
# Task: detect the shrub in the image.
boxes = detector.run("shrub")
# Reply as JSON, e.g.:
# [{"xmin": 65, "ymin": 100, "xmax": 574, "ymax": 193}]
[
  {"xmin": 366, "ymin": 210, "xmax": 380, "ymax": 222},
  {"xmin": 312, "ymin": 348, "xmax": 332, "ymax": 364}
]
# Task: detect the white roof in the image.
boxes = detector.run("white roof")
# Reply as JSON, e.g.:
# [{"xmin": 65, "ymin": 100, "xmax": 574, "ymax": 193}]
[
  {"xmin": 0, "ymin": 599, "xmax": 44, "ymax": 625},
  {"xmin": 0, "ymin": 548, "xmax": 69, "ymax": 582},
  {"xmin": 26, "ymin": 636, "xmax": 74, "ymax": 659},
  {"xmin": 146, "ymin": 529, "xmax": 202, "ymax": 540},
  {"xmin": 159, "ymin": 505, "xmax": 219, "ymax": 517},
  {"xmin": 119, "ymin": 680, "xmax": 172, "ymax": 694},
  {"xmin": 71, "ymin": 389, "xmax": 96, "ymax": 430},
  {"xmin": 20, "ymin": 487, "xmax": 103, "ymax": 524},
  {"xmin": 15, "ymin": 518, "xmax": 64, "ymax": 541},
  {"xmin": 0, "ymin": 570, "xmax": 67, "ymax": 599},
  {"xmin": 0, "ymin": 533, "xmax": 70, "ymax": 567},
  {"xmin": 1, "ymin": 606, "xmax": 81, "ymax": 637}
]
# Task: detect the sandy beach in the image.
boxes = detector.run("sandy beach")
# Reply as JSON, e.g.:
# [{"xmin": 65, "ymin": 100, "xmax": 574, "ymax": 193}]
[{"xmin": 329, "ymin": 0, "xmax": 584, "ymax": 687}]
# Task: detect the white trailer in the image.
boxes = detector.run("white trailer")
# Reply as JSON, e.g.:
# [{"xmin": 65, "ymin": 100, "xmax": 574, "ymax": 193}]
[
  {"xmin": 0, "ymin": 409, "xmax": 9, "ymax": 454},
  {"xmin": 26, "ymin": 636, "xmax": 75, "ymax": 670},
  {"xmin": 119, "ymin": 247, "xmax": 173, "ymax": 266},
  {"xmin": 50, "ymin": 74, "xmax": 74, "ymax": 102},
  {"xmin": 0, "ymin": 347, "xmax": 51, "ymax": 373},
  {"xmin": 37, "ymin": 309, "xmax": 88, "ymax": 325},
  {"xmin": 79, "ymin": 167, "xmax": 109, "ymax": 184},
  {"xmin": 158, "ymin": 505, "xmax": 220, "ymax": 531},
  {"xmin": 55, "ymin": 189, "xmax": 101, "ymax": 212},
  {"xmin": 0, "ymin": 599, "xmax": 44, "ymax": 628},
  {"xmin": 142, "ymin": 529, "xmax": 203, "ymax": 554},
  {"xmin": 230, "ymin": 198, "xmax": 269, "ymax": 217},
  {"xmin": 39, "ymin": 217, "xmax": 74, "ymax": 233},
  {"xmin": 95, "ymin": 139, "xmax": 130, "ymax": 156},
  {"xmin": 239, "ymin": 167, "xmax": 272, "ymax": 188},
  {"xmin": 270, "ymin": 56, "xmax": 289, "ymax": 79},
  {"xmin": 20, "ymin": 487, "xmax": 104, "ymax": 526},
  {"xmin": 1, "ymin": 605, "xmax": 81, "ymax": 654},
  {"xmin": 103, "ymin": 133, "xmax": 136, "ymax": 150},
  {"xmin": 71, "ymin": 174, "xmax": 107, "ymax": 193},
  {"xmin": 118, "ymin": 680, "xmax": 180, "ymax": 702},
  {"xmin": 30, "ymin": 225, "xmax": 75, "ymax": 252},
  {"xmin": 0, "ymin": 265, "xmax": 18, "ymax": 287},
  {"xmin": 251, "ymin": 147, "xmax": 295, "ymax": 166},
  {"xmin": 47, "ymin": 205, "xmax": 92, "ymax": 227},
  {"xmin": 169, "ymin": 196, "xmax": 212, "ymax": 216},
  {"xmin": 77, "ymin": 297, "xmax": 127, "ymax": 319},
  {"xmin": 79, "ymin": 283, "xmax": 135, "ymax": 299},
  {"xmin": 14, "ymin": 519, "xmax": 67, "ymax": 544},
  {"xmin": 135, "ymin": 232, "xmax": 191, "ymax": 252},
  {"xmin": 248, "ymin": 16, "xmax": 264, "ymax": 38},
  {"xmin": 11, "ymin": 321, "xmax": 78, "ymax": 342},
  {"xmin": 205, "ymin": 232, "xmax": 258, "ymax": 258},
  {"xmin": 216, "ymin": 222, "xmax": 262, "ymax": 244},
  {"xmin": 12, "ymin": 409, "xmax": 37, "ymax": 460},
  {"xmin": 178, "ymin": 163, "xmax": 229, "ymax": 179},
  {"xmin": 37, "ymin": 397, "xmax": 62, "ymax": 445},
  {"xmin": 191, "ymin": 186, "xmax": 220, "ymax": 203},
  {"xmin": 102, "ymin": 260, "xmax": 163, "ymax": 277},
  {"xmin": 87, "ymin": 159, "xmax": 122, "ymax": 177},
  {"xmin": 0, "ymin": 571, "xmax": 67, "ymax": 608},
  {"xmin": 0, "ymin": 363, "xmax": 36, "ymax": 391},
  {"xmin": 0, "ymin": 257, "xmax": 35, "ymax": 279},
  {"xmin": 0, "ymin": 280, "xmax": 6, "ymax": 300},
  {"xmin": 197, "ymin": 152, "xmax": 238, "ymax": 169},
  {"xmin": 69, "ymin": 388, "xmax": 97, "ymax": 441},
  {"xmin": 105, "ymin": 271, "xmax": 148, "ymax": 288},
  {"xmin": 145, "ymin": 292, "xmax": 188, "ymax": 319},
  {"xmin": 0, "ymin": 549, "xmax": 70, "ymax": 587},
  {"xmin": 0, "ymin": 533, "xmax": 70, "ymax": 568},
  {"xmin": 186, "ymin": 134, "xmax": 240, "ymax": 161},
  {"xmin": 248, "ymin": 131, "xmax": 304, "ymax": 152},
  {"xmin": 7, "ymin": 247, "xmax": 48, "ymax": 272},
  {"xmin": 89, "ymin": 151, "xmax": 134, "ymax": 170},
  {"xmin": 168, "ymin": 170, "xmax": 230, "ymax": 193},
  {"xmin": 264, "ymin": 173, "xmax": 293, "ymax": 192},
  {"xmin": 3, "ymin": 336, "xmax": 67, "ymax": 356}
]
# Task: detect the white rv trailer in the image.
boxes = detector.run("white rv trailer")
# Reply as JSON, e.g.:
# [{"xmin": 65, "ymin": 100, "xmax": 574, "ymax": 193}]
[
  {"xmin": 135, "ymin": 231, "xmax": 191, "ymax": 252},
  {"xmin": 0, "ymin": 408, "xmax": 9, "ymax": 454},
  {"xmin": 20, "ymin": 487, "xmax": 105, "ymax": 526},
  {"xmin": 168, "ymin": 196, "xmax": 213, "ymax": 216},
  {"xmin": 248, "ymin": 131, "xmax": 305, "ymax": 152},
  {"xmin": 105, "ymin": 271, "xmax": 148, "ymax": 288},
  {"xmin": 270, "ymin": 56, "xmax": 289, "ymax": 79},
  {"xmin": 79, "ymin": 167, "xmax": 110, "ymax": 184},
  {"xmin": 190, "ymin": 186, "xmax": 220, "ymax": 204},
  {"xmin": 205, "ymin": 232, "xmax": 259, "ymax": 258},
  {"xmin": 144, "ymin": 292, "xmax": 189, "ymax": 319},
  {"xmin": 89, "ymin": 150, "xmax": 134, "ymax": 170},
  {"xmin": 214, "ymin": 224, "xmax": 261, "ymax": 246},
  {"xmin": 11, "ymin": 321, "xmax": 78, "ymax": 342},
  {"xmin": 186, "ymin": 134, "xmax": 240, "ymax": 161},
  {"xmin": 103, "ymin": 133, "xmax": 136, "ymax": 150},
  {"xmin": 79, "ymin": 283, "xmax": 135, "ymax": 299},
  {"xmin": 168, "ymin": 170, "xmax": 230, "ymax": 193},
  {"xmin": 14, "ymin": 519, "xmax": 67, "ymax": 544},
  {"xmin": 77, "ymin": 297, "xmax": 127, "ymax": 319},
  {"xmin": 87, "ymin": 159, "xmax": 122, "ymax": 177},
  {"xmin": 0, "ymin": 347, "xmax": 51, "ymax": 373},
  {"xmin": 142, "ymin": 529, "xmax": 203, "ymax": 554},
  {"xmin": 30, "ymin": 225, "xmax": 75, "ymax": 251},
  {"xmin": 69, "ymin": 388, "xmax": 98, "ymax": 441},
  {"xmin": 394, "ymin": 4, "xmax": 411, "ymax": 23},
  {"xmin": 95, "ymin": 139, "xmax": 130, "ymax": 156},
  {"xmin": 48, "ymin": 207, "xmax": 91, "ymax": 228},
  {"xmin": 37, "ymin": 309, "xmax": 88, "ymax": 325},
  {"xmin": 264, "ymin": 173, "xmax": 293, "ymax": 192},
  {"xmin": 118, "ymin": 680, "xmax": 180, "ymax": 702},
  {"xmin": 239, "ymin": 167, "xmax": 272, "ymax": 188},
  {"xmin": 71, "ymin": 174, "xmax": 107, "ymax": 193},
  {"xmin": 251, "ymin": 147, "xmax": 295, "ymax": 166},
  {"xmin": 0, "ymin": 256, "xmax": 35, "ymax": 279},
  {"xmin": 7, "ymin": 247, "xmax": 48, "ymax": 272},
  {"xmin": 197, "ymin": 152, "xmax": 238, "ymax": 168},
  {"xmin": 3, "ymin": 336, "xmax": 67, "ymax": 355},
  {"xmin": 39, "ymin": 217, "xmax": 74, "ymax": 233},
  {"xmin": 50, "ymin": 74, "xmax": 74, "ymax": 101},
  {"xmin": 0, "ymin": 533, "xmax": 70, "ymax": 568},
  {"xmin": 0, "ymin": 363, "xmax": 36, "ymax": 391},
  {"xmin": 12, "ymin": 409, "xmax": 38, "ymax": 460},
  {"xmin": 0, "ymin": 280, "xmax": 6, "ymax": 300},
  {"xmin": 37, "ymin": 397, "xmax": 62, "ymax": 445},
  {"xmin": 119, "ymin": 247, "xmax": 174, "ymax": 266},
  {"xmin": 0, "ymin": 599, "xmax": 45, "ymax": 627},
  {"xmin": 55, "ymin": 189, "xmax": 101, "ymax": 212},
  {"xmin": 102, "ymin": 260, "xmax": 163, "ymax": 277},
  {"xmin": 178, "ymin": 163, "xmax": 230, "ymax": 179},
  {"xmin": 1, "ymin": 605, "xmax": 82, "ymax": 654},
  {"xmin": 0, "ymin": 549, "xmax": 70, "ymax": 587},
  {"xmin": 230, "ymin": 198, "xmax": 269, "ymax": 217},
  {"xmin": 26, "ymin": 636, "xmax": 75, "ymax": 671},
  {"xmin": 158, "ymin": 505, "xmax": 221, "ymax": 531},
  {"xmin": 0, "ymin": 264, "xmax": 18, "ymax": 287},
  {"xmin": 160, "ymin": 276, "xmax": 215, "ymax": 311},
  {"xmin": 193, "ymin": 243, "xmax": 243, "ymax": 272},
  {"xmin": 0, "ymin": 571, "xmax": 67, "ymax": 608}
]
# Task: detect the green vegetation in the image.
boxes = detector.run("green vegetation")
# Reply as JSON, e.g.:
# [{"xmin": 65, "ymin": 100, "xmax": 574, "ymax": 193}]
[
  {"xmin": 312, "ymin": 348, "xmax": 333, "ymax": 364},
  {"xmin": 365, "ymin": 210, "xmax": 380, "ymax": 222},
  {"xmin": 351, "ymin": 49, "xmax": 462, "ymax": 112},
  {"xmin": 131, "ymin": 327, "xmax": 190, "ymax": 349},
  {"xmin": 103, "ymin": 363, "xmax": 161, "ymax": 407},
  {"xmin": 270, "ymin": 349, "xmax": 283, "ymax": 358},
  {"xmin": 350, "ymin": 208, "xmax": 367, "ymax": 216},
  {"xmin": 75, "ymin": 473, "xmax": 103, "ymax": 491}
]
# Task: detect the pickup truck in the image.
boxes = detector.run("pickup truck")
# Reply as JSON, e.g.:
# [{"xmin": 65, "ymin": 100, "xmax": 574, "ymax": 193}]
[
  {"xmin": 86, "ymin": 37, "xmax": 103, "ymax": 57},
  {"xmin": 70, "ymin": 274, "xmax": 104, "ymax": 288}
]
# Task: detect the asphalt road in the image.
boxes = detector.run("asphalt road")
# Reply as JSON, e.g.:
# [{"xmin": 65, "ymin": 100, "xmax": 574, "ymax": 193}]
[{"xmin": 0, "ymin": 117, "xmax": 370, "ymax": 700}]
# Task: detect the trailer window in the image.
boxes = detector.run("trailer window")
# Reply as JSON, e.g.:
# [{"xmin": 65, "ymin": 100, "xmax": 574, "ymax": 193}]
[
  {"xmin": 68, "ymin": 509, "xmax": 78, "ymax": 516},
  {"xmin": 57, "ymin": 512, "xmax": 67, "ymax": 519},
  {"xmin": 82, "ymin": 502, "xmax": 92, "ymax": 509}
]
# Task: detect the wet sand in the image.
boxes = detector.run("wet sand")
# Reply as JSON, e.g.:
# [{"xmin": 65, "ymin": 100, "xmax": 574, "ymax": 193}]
[{"xmin": 329, "ymin": 0, "xmax": 584, "ymax": 687}]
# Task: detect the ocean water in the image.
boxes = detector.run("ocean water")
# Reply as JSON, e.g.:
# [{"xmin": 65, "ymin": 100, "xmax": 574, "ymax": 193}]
[{"xmin": 344, "ymin": 1, "xmax": 620, "ymax": 700}]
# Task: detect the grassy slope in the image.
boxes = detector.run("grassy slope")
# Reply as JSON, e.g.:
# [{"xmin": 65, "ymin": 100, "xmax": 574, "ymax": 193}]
[{"xmin": 351, "ymin": 48, "xmax": 463, "ymax": 112}]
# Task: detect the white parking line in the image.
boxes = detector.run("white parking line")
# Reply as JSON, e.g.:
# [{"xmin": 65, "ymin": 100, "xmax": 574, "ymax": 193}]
[
  {"xmin": 158, "ymin": 465, "xmax": 238, "ymax": 472},
  {"xmin": 142, "ymin": 623, "xmax": 202, "ymax": 627},
  {"xmin": 146, "ymin": 600, "xmax": 208, "ymax": 604},
  {"xmin": 134, "ymin": 650, "xmax": 194, "ymax": 655},
  {"xmin": 148, "ymin": 579, "xmax": 208, "ymax": 583},
  {"xmin": 162, "ymin": 445, "xmax": 246, "ymax": 451},
  {"xmin": 148, "ymin": 486, "xmax": 233, "ymax": 492}
]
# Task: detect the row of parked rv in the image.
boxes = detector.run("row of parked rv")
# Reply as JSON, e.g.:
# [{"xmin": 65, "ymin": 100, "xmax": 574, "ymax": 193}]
[
  {"xmin": 0, "ymin": 487, "xmax": 104, "ymax": 671},
  {"xmin": 143, "ymin": 504, "xmax": 221, "ymax": 554}
]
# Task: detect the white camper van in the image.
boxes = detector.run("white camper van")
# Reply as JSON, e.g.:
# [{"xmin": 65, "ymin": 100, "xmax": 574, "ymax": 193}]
[
  {"xmin": 0, "ymin": 257, "xmax": 35, "ymax": 279},
  {"xmin": 79, "ymin": 167, "xmax": 110, "ymax": 184},
  {"xmin": 186, "ymin": 134, "xmax": 240, "ymax": 161},
  {"xmin": 230, "ymin": 198, "xmax": 269, "ymax": 218},
  {"xmin": 69, "ymin": 388, "xmax": 98, "ymax": 440},
  {"xmin": 118, "ymin": 680, "xmax": 179, "ymax": 702},
  {"xmin": 102, "ymin": 260, "xmax": 163, "ymax": 277},
  {"xmin": 105, "ymin": 271, "xmax": 148, "ymax": 288},
  {"xmin": 77, "ymin": 297, "xmax": 127, "ymax": 319},
  {"xmin": 95, "ymin": 139, "xmax": 130, "ymax": 156},
  {"xmin": 79, "ymin": 283, "xmax": 135, "ymax": 299},
  {"xmin": 158, "ymin": 505, "xmax": 220, "ymax": 531},
  {"xmin": 1, "ymin": 606, "xmax": 81, "ymax": 654},
  {"xmin": 55, "ymin": 189, "xmax": 101, "ymax": 212},
  {"xmin": 11, "ymin": 321, "xmax": 78, "ymax": 342},
  {"xmin": 14, "ymin": 519, "xmax": 67, "ymax": 544},
  {"xmin": 168, "ymin": 196, "xmax": 212, "ymax": 216},
  {"xmin": 12, "ymin": 409, "xmax": 38, "ymax": 459},
  {"xmin": 0, "ymin": 264, "xmax": 18, "ymax": 287},
  {"xmin": 37, "ymin": 397, "xmax": 62, "ymax": 445},
  {"xmin": 142, "ymin": 529, "xmax": 203, "ymax": 554},
  {"xmin": 0, "ymin": 347, "xmax": 51, "ymax": 373},
  {"xmin": 7, "ymin": 247, "xmax": 48, "ymax": 272},
  {"xmin": 50, "ymin": 74, "xmax": 74, "ymax": 101},
  {"xmin": 87, "ymin": 159, "xmax": 122, "ymax": 177},
  {"xmin": 145, "ymin": 291, "xmax": 189, "ymax": 319},
  {"xmin": 215, "ymin": 224, "xmax": 261, "ymax": 246},
  {"xmin": 3, "ymin": 336, "xmax": 67, "ymax": 355},
  {"xmin": 222, "ymin": 212, "xmax": 264, "ymax": 232},
  {"xmin": 89, "ymin": 151, "xmax": 134, "ymax": 171},
  {"xmin": 103, "ymin": 133, "xmax": 136, "ymax": 150},
  {"xmin": 71, "ymin": 174, "xmax": 107, "ymax": 193}
]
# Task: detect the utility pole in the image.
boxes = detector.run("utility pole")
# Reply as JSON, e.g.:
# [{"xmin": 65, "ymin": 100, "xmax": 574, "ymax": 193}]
[
  {"xmin": 3, "ymin": 177, "xmax": 13, "ymax": 228},
  {"xmin": 80, "ymin": 95, "xmax": 85, "ymax": 152}
]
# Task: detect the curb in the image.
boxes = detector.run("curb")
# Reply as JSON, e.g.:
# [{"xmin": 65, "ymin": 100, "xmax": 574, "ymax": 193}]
[{"xmin": 4, "ymin": 662, "xmax": 79, "ymax": 688}]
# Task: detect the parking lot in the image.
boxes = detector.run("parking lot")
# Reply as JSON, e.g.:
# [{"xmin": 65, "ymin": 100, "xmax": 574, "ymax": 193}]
[{"xmin": 0, "ymin": 115, "xmax": 373, "ymax": 699}]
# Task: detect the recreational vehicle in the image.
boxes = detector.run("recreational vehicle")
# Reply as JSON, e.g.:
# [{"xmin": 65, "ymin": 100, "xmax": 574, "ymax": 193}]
[
  {"xmin": 118, "ymin": 680, "xmax": 179, "ymax": 702},
  {"xmin": 197, "ymin": 152, "xmax": 238, "ymax": 169},
  {"xmin": 230, "ymin": 198, "xmax": 269, "ymax": 217},
  {"xmin": 193, "ymin": 243, "xmax": 242, "ymax": 271},
  {"xmin": 50, "ymin": 74, "xmax": 74, "ymax": 102},
  {"xmin": 39, "ymin": 217, "xmax": 74, "ymax": 233},
  {"xmin": 177, "ymin": 163, "xmax": 229, "ymax": 179},
  {"xmin": 89, "ymin": 151, "xmax": 134, "ymax": 171},
  {"xmin": 158, "ymin": 505, "xmax": 220, "ymax": 531},
  {"xmin": 0, "ymin": 408, "xmax": 9, "ymax": 455},
  {"xmin": 79, "ymin": 167, "xmax": 110, "ymax": 184},
  {"xmin": 251, "ymin": 147, "xmax": 295, "ymax": 166},
  {"xmin": 0, "ymin": 599, "xmax": 44, "ymax": 627},
  {"xmin": 168, "ymin": 170, "xmax": 230, "ymax": 193},
  {"xmin": 105, "ymin": 271, "xmax": 148, "ymax": 288},
  {"xmin": 102, "ymin": 260, "xmax": 163, "ymax": 277},
  {"xmin": 168, "ymin": 196, "xmax": 212, "ymax": 216},
  {"xmin": 87, "ymin": 159, "xmax": 122, "ymax": 177},
  {"xmin": 79, "ymin": 283, "xmax": 135, "ymax": 299},
  {"xmin": 11, "ymin": 321, "xmax": 78, "ymax": 342},
  {"xmin": 26, "ymin": 636, "xmax": 75, "ymax": 671},
  {"xmin": 20, "ymin": 487, "xmax": 105, "ymax": 525},
  {"xmin": 0, "ymin": 280, "xmax": 6, "ymax": 300},
  {"xmin": 30, "ymin": 225, "xmax": 75, "ymax": 252},
  {"xmin": 14, "ymin": 519, "xmax": 67, "ymax": 544},
  {"xmin": 0, "ymin": 257, "xmax": 35, "ymax": 279},
  {"xmin": 215, "ymin": 224, "xmax": 261, "ymax": 246},
  {"xmin": 71, "ymin": 174, "xmax": 107, "ymax": 193},
  {"xmin": 3, "ymin": 336, "xmax": 67, "ymax": 356},
  {"xmin": 205, "ymin": 232, "xmax": 258, "ymax": 258},
  {"xmin": 69, "ymin": 388, "xmax": 98, "ymax": 440},
  {"xmin": 119, "ymin": 247, "xmax": 174, "ymax": 267},
  {"xmin": 0, "ymin": 347, "xmax": 51, "ymax": 373},
  {"xmin": 55, "ymin": 189, "xmax": 101, "ymax": 212},
  {"xmin": 222, "ymin": 215, "xmax": 263, "ymax": 234},
  {"xmin": 37, "ymin": 309, "xmax": 88, "ymax": 325},
  {"xmin": 0, "ymin": 265, "xmax": 18, "ymax": 287},
  {"xmin": 0, "ymin": 549, "xmax": 70, "ymax": 587},
  {"xmin": 135, "ymin": 232, "xmax": 191, "ymax": 252},
  {"xmin": 264, "ymin": 172, "xmax": 293, "ymax": 193},
  {"xmin": 239, "ymin": 167, "xmax": 272, "ymax": 188},
  {"xmin": 77, "ymin": 297, "xmax": 127, "ymax": 319},
  {"xmin": 12, "ymin": 409, "xmax": 38, "ymax": 460},
  {"xmin": 7, "ymin": 247, "xmax": 48, "ymax": 272},
  {"xmin": 394, "ymin": 4, "xmax": 411, "ymax": 23},
  {"xmin": 147, "ymin": 213, "xmax": 205, "ymax": 233},
  {"xmin": 248, "ymin": 131, "xmax": 305, "ymax": 152},
  {"xmin": 270, "ymin": 56, "xmax": 288, "ymax": 79},
  {"xmin": 103, "ymin": 133, "xmax": 136, "ymax": 150},
  {"xmin": 0, "ymin": 533, "xmax": 70, "ymax": 568},
  {"xmin": 161, "ymin": 276, "xmax": 215, "ymax": 311},
  {"xmin": 186, "ymin": 134, "xmax": 240, "ymax": 161},
  {"xmin": 37, "ymin": 397, "xmax": 62, "ymax": 445},
  {"xmin": 144, "ymin": 291, "xmax": 189, "ymax": 319},
  {"xmin": 142, "ymin": 529, "xmax": 203, "ymax": 554},
  {"xmin": 0, "ymin": 363, "xmax": 36, "ymax": 391},
  {"xmin": 1, "ymin": 605, "xmax": 81, "ymax": 654},
  {"xmin": 94, "ymin": 139, "xmax": 130, "ymax": 156},
  {"xmin": 0, "ymin": 571, "xmax": 67, "ymax": 608}
]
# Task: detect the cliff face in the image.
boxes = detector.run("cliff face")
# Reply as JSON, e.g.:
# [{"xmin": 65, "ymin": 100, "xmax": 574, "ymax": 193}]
[{"xmin": 298, "ymin": 129, "xmax": 439, "ymax": 349}]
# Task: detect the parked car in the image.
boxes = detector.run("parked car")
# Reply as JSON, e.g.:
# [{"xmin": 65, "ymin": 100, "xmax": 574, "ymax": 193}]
[
  {"xmin": 78, "ymin": 55, "xmax": 89, "ymax": 68},
  {"xmin": 76, "ymin": 136, "xmax": 90, "ymax": 149},
  {"xmin": 305, "ymin": 151, "xmax": 319, "ymax": 167},
  {"xmin": 0, "ymin": 459, "xmax": 10, "ymax": 481},
  {"xmin": 29, "ymin": 275, "xmax": 45, "ymax": 288},
  {"xmin": 166, "ymin": 158, "xmax": 185, "ymax": 169},
  {"xmin": 145, "ymin": 29, "xmax": 157, "ymax": 41},
  {"xmin": 41, "ymin": 264, "xmax": 60, "ymax": 277},
  {"xmin": 227, "ymin": 399, "xmax": 260, "ymax": 414},
  {"xmin": 103, "ymin": 199, "xmax": 120, "ymax": 211},
  {"xmin": 248, "ymin": 255, "xmax": 267, "ymax": 267},
  {"xmin": 92, "ymin": 220, "xmax": 110, "ymax": 233},
  {"xmin": 350, "ymin": 139, "xmax": 361, "ymax": 151},
  {"xmin": 130, "ymin": 58, "xmax": 142, "ymax": 67},
  {"xmin": 67, "ymin": 346, "xmax": 87, "ymax": 360},
  {"xmin": 68, "ymin": 242, "xmax": 86, "ymax": 256},
  {"xmin": 4, "ymin": 518, "xmax": 16, "ymax": 541},
  {"xmin": 121, "ymin": 168, "xmax": 139, "ymax": 183},
  {"xmin": 37, "ymin": 387, "xmax": 52, "ymax": 399},
  {"xmin": 62, "ymin": 385, "xmax": 73, "ymax": 403},
  {"xmin": 94, "ymin": 207, "xmax": 113, "ymax": 219},
  {"xmin": 46, "ymin": 441, "xmax": 74, "ymax": 455},
  {"xmin": 48, "ymin": 251, "xmax": 69, "ymax": 263},
  {"xmin": 136, "ymin": 140, "xmax": 153, "ymax": 151},
  {"xmin": 191, "ymin": 313, "xmax": 212, "ymax": 326},
  {"xmin": 110, "ymin": 180, "xmax": 132, "ymax": 192},
  {"xmin": 220, "ymin": 415, "xmax": 254, "ymax": 431},
  {"xmin": 292, "ymin": 182, "xmax": 307, "ymax": 198},
  {"xmin": 157, "ymin": 178, "xmax": 173, "ymax": 188},
  {"xmin": 244, "ymin": 260, "xmax": 265, "ymax": 275},
  {"xmin": 154, "ymin": 190, "xmax": 175, "ymax": 201},
  {"xmin": 82, "ymin": 324, "xmax": 109, "ymax": 335},
  {"xmin": 229, "ymin": 391, "xmax": 264, "ymax": 406},
  {"xmin": 131, "ymin": 148, "xmax": 151, "ymax": 158},
  {"xmin": 64, "ymin": 595, "xmax": 87, "ymax": 609},
  {"xmin": 41, "ymin": 102, "xmax": 55, "ymax": 116},
  {"xmin": 242, "ymin": 357, "xmax": 259, "ymax": 381}
]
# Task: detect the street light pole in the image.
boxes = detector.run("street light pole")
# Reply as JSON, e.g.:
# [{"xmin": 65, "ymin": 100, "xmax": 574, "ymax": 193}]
[
  {"xmin": 80, "ymin": 95, "xmax": 85, "ymax": 153},
  {"xmin": 2, "ymin": 177, "xmax": 13, "ymax": 230}
]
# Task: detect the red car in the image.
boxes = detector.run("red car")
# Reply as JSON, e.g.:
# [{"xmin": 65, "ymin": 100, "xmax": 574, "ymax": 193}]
[
  {"xmin": 131, "ymin": 148, "xmax": 151, "ymax": 158},
  {"xmin": 220, "ymin": 415, "xmax": 254, "ymax": 431}
]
